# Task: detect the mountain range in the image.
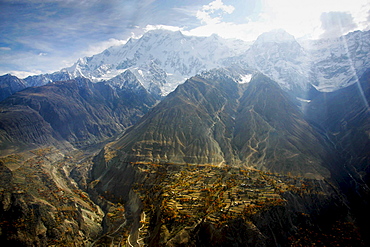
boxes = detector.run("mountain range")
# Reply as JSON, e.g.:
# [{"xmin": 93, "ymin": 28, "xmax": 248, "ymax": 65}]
[
  {"xmin": 1, "ymin": 29, "xmax": 369, "ymax": 100},
  {"xmin": 0, "ymin": 29, "xmax": 369, "ymax": 246}
]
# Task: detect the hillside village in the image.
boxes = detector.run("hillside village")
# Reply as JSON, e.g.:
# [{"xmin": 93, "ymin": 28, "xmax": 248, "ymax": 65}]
[{"xmin": 132, "ymin": 162, "xmax": 325, "ymax": 242}]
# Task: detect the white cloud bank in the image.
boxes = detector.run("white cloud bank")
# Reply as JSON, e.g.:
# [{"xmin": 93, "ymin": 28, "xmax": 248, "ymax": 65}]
[
  {"xmin": 181, "ymin": 0, "xmax": 370, "ymax": 41},
  {"xmin": 196, "ymin": 0, "xmax": 235, "ymax": 25},
  {"xmin": 320, "ymin": 12, "xmax": 358, "ymax": 39}
]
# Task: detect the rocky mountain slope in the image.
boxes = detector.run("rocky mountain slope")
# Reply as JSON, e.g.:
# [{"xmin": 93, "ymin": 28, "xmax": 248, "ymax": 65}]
[
  {"xmin": 305, "ymin": 68, "xmax": 370, "ymax": 176},
  {"xmin": 0, "ymin": 74, "xmax": 156, "ymax": 153},
  {"xmin": 0, "ymin": 148, "xmax": 104, "ymax": 246},
  {"xmin": 23, "ymin": 71, "xmax": 73, "ymax": 88},
  {"xmin": 111, "ymin": 69, "xmax": 331, "ymax": 178}
]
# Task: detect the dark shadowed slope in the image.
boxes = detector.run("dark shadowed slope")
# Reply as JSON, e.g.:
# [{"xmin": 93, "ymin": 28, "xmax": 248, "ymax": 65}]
[
  {"xmin": 306, "ymin": 69, "xmax": 370, "ymax": 177},
  {"xmin": 305, "ymin": 69, "xmax": 370, "ymax": 243},
  {"xmin": 0, "ymin": 75, "xmax": 156, "ymax": 153}
]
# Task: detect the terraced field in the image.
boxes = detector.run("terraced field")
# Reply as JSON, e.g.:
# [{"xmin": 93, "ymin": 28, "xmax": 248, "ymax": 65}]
[{"xmin": 132, "ymin": 162, "xmax": 323, "ymax": 244}]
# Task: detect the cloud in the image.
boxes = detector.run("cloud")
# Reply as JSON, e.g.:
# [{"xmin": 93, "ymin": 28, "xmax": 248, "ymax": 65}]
[
  {"xmin": 0, "ymin": 0, "xmax": 143, "ymax": 75},
  {"xmin": 203, "ymin": 0, "xmax": 234, "ymax": 13},
  {"xmin": 196, "ymin": 0, "xmax": 235, "ymax": 25},
  {"xmin": 144, "ymin": 25, "xmax": 183, "ymax": 32},
  {"xmin": 357, "ymin": 8, "xmax": 370, "ymax": 31},
  {"xmin": 7, "ymin": 70, "xmax": 43, "ymax": 79},
  {"xmin": 320, "ymin": 12, "xmax": 358, "ymax": 38},
  {"xmin": 183, "ymin": 0, "xmax": 369, "ymax": 42},
  {"xmin": 0, "ymin": 49, "xmax": 63, "ymax": 78},
  {"xmin": 183, "ymin": 1, "xmax": 270, "ymax": 41},
  {"xmin": 184, "ymin": 21, "xmax": 266, "ymax": 42}
]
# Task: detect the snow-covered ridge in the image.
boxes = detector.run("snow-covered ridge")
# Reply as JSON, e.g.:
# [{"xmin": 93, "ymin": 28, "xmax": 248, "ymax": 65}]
[
  {"xmin": 306, "ymin": 30, "xmax": 370, "ymax": 92},
  {"xmin": 12, "ymin": 29, "xmax": 370, "ymax": 98},
  {"xmin": 236, "ymin": 29, "xmax": 310, "ymax": 95},
  {"xmin": 234, "ymin": 29, "xmax": 370, "ymax": 96},
  {"xmin": 64, "ymin": 29, "xmax": 249, "ymax": 96}
]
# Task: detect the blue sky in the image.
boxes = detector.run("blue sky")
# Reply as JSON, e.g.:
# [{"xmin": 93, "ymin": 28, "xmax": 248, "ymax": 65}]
[{"xmin": 0, "ymin": 0, "xmax": 369, "ymax": 77}]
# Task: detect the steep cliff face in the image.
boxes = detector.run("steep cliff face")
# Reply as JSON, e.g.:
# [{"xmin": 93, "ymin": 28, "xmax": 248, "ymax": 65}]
[
  {"xmin": 112, "ymin": 69, "xmax": 330, "ymax": 178},
  {"xmin": 91, "ymin": 144, "xmax": 145, "ymax": 202},
  {"xmin": 0, "ymin": 76, "xmax": 156, "ymax": 152}
]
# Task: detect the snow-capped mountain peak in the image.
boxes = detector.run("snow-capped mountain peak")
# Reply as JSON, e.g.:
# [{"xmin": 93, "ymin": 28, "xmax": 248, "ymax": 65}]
[
  {"xmin": 62, "ymin": 29, "xmax": 249, "ymax": 96},
  {"xmin": 233, "ymin": 29, "xmax": 370, "ymax": 96},
  {"xmin": 237, "ymin": 29, "xmax": 309, "ymax": 95},
  {"xmin": 254, "ymin": 29, "xmax": 296, "ymax": 44}
]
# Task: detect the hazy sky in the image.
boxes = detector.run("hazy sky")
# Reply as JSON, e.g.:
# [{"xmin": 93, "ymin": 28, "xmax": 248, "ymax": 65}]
[{"xmin": 1, "ymin": 0, "xmax": 369, "ymax": 77}]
